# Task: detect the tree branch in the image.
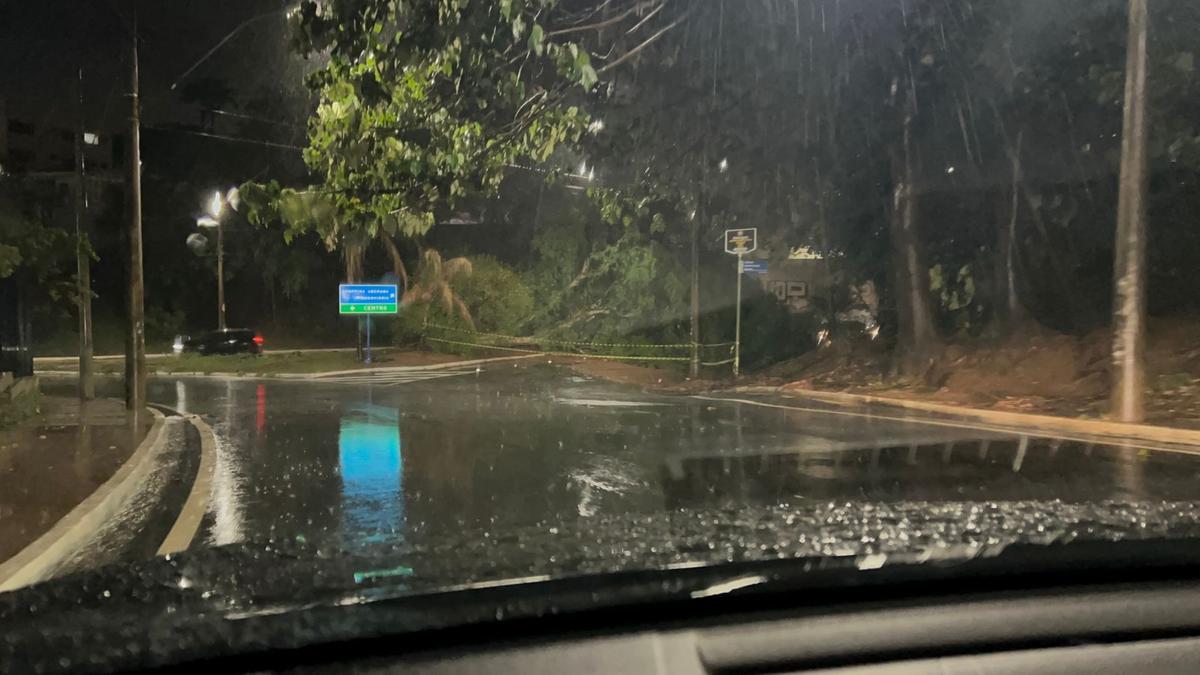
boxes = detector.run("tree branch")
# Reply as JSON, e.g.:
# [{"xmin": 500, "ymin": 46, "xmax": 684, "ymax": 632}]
[
  {"xmin": 546, "ymin": 1, "xmax": 664, "ymax": 37},
  {"xmin": 597, "ymin": 6, "xmax": 693, "ymax": 75}
]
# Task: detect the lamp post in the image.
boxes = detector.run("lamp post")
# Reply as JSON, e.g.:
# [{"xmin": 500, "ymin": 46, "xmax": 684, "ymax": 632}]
[{"xmin": 197, "ymin": 188, "xmax": 239, "ymax": 330}]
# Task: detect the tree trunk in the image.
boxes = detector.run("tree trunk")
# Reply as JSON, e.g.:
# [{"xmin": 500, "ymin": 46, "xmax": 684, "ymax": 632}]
[
  {"xmin": 1110, "ymin": 0, "xmax": 1150, "ymax": 422},
  {"xmin": 380, "ymin": 233, "xmax": 409, "ymax": 295},
  {"xmin": 996, "ymin": 129, "xmax": 1026, "ymax": 328},
  {"xmin": 345, "ymin": 245, "xmax": 364, "ymax": 361},
  {"xmin": 889, "ymin": 112, "xmax": 939, "ymax": 376}
]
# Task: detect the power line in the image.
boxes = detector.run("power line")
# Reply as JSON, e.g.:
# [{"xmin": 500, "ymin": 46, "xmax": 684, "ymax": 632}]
[
  {"xmin": 141, "ymin": 125, "xmax": 304, "ymax": 151},
  {"xmin": 204, "ymin": 108, "xmax": 302, "ymax": 129}
]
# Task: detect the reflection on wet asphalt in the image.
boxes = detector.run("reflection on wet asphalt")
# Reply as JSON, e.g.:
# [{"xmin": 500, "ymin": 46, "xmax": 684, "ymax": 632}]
[{"xmin": 119, "ymin": 365, "xmax": 1200, "ymax": 552}]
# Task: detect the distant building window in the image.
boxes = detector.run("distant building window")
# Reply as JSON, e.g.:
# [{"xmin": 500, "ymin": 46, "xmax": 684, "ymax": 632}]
[{"xmin": 83, "ymin": 132, "xmax": 100, "ymax": 146}]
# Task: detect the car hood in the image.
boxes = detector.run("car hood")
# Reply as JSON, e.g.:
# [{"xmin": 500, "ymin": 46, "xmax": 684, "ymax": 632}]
[{"xmin": 6, "ymin": 499, "xmax": 1200, "ymax": 673}]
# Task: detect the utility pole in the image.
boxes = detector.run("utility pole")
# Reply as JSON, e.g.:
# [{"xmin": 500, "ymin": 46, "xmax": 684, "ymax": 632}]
[
  {"xmin": 217, "ymin": 217, "xmax": 226, "ymax": 330},
  {"xmin": 74, "ymin": 67, "xmax": 94, "ymax": 400},
  {"xmin": 125, "ymin": 4, "xmax": 146, "ymax": 411},
  {"xmin": 1110, "ymin": 0, "xmax": 1150, "ymax": 423}
]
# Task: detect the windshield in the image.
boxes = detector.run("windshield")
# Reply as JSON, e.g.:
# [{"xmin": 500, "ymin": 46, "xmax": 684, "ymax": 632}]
[{"xmin": 3, "ymin": 0, "xmax": 1200, "ymax": 644}]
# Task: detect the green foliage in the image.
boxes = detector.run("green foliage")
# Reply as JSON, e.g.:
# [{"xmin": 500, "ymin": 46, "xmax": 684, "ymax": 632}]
[
  {"xmin": 0, "ymin": 191, "xmax": 75, "ymax": 300},
  {"xmin": 145, "ymin": 307, "xmax": 187, "ymax": 344},
  {"xmin": 394, "ymin": 254, "xmax": 531, "ymax": 344},
  {"xmin": 455, "ymin": 256, "xmax": 533, "ymax": 334},
  {"xmin": 0, "ymin": 387, "xmax": 39, "ymax": 430},
  {"xmin": 248, "ymin": 0, "xmax": 599, "ymax": 256},
  {"xmin": 531, "ymin": 229, "xmax": 689, "ymax": 344}
]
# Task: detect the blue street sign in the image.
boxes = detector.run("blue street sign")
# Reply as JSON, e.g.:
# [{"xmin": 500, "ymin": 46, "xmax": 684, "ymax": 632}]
[
  {"xmin": 339, "ymin": 284, "xmax": 399, "ymax": 314},
  {"xmin": 740, "ymin": 259, "xmax": 769, "ymax": 275}
]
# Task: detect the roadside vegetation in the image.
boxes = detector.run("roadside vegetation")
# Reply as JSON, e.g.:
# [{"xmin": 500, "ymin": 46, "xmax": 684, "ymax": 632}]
[{"xmin": 12, "ymin": 0, "xmax": 1200, "ymax": 424}]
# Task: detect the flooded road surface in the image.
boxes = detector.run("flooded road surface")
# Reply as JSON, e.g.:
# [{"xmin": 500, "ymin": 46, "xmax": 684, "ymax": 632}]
[{"xmin": 108, "ymin": 364, "xmax": 1200, "ymax": 553}]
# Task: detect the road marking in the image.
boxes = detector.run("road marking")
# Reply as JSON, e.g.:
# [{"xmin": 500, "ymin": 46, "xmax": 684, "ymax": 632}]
[
  {"xmin": 693, "ymin": 395, "xmax": 1200, "ymax": 457},
  {"xmin": 306, "ymin": 352, "xmax": 541, "ymax": 378},
  {"xmin": 156, "ymin": 414, "xmax": 217, "ymax": 556},
  {"xmin": 312, "ymin": 368, "xmax": 478, "ymax": 386}
]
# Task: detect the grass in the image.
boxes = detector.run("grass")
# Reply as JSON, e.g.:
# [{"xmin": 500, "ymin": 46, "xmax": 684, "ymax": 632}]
[
  {"xmin": 0, "ymin": 390, "xmax": 40, "ymax": 430},
  {"xmin": 160, "ymin": 352, "xmax": 370, "ymax": 375}
]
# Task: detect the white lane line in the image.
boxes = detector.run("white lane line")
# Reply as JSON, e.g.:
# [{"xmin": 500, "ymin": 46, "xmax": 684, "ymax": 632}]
[{"xmin": 157, "ymin": 415, "xmax": 217, "ymax": 556}]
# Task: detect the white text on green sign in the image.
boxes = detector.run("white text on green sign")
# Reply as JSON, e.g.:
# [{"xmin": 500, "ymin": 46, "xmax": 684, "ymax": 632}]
[{"xmin": 339, "ymin": 284, "xmax": 399, "ymax": 315}]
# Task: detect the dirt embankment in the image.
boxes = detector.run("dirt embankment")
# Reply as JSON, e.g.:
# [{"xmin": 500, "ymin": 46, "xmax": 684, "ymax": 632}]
[{"xmin": 768, "ymin": 319, "xmax": 1200, "ymax": 428}]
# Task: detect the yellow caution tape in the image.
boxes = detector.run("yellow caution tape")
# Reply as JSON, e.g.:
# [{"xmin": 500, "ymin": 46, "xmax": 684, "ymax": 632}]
[
  {"xmin": 425, "ymin": 322, "xmax": 735, "ymax": 350},
  {"xmin": 425, "ymin": 337, "xmax": 695, "ymax": 362}
]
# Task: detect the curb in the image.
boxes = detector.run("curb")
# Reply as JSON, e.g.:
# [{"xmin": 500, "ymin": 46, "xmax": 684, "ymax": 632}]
[
  {"xmin": 36, "ymin": 353, "xmax": 543, "ymax": 381},
  {"xmin": 304, "ymin": 353, "xmax": 543, "ymax": 378},
  {"xmin": 0, "ymin": 408, "xmax": 168, "ymax": 591},
  {"xmin": 156, "ymin": 413, "xmax": 217, "ymax": 556},
  {"xmin": 728, "ymin": 385, "xmax": 1200, "ymax": 450}
]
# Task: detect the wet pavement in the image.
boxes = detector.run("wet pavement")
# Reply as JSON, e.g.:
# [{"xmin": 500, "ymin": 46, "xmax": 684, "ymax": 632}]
[
  {"xmin": 0, "ymin": 398, "xmax": 151, "ymax": 562},
  {"xmin": 41, "ymin": 364, "xmax": 1200, "ymax": 558}
]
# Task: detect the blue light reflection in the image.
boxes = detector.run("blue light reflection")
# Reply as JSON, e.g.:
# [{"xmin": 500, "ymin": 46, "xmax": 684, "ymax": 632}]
[{"xmin": 338, "ymin": 403, "xmax": 404, "ymax": 547}]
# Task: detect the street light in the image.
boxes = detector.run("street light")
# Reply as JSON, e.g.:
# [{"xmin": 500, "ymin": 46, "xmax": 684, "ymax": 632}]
[
  {"xmin": 195, "ymin": 187, "xmax": 240, "ymax": 330},
  {"xmin": 208, "ymin": 190, "xmax": 224, "ymax": 219}
]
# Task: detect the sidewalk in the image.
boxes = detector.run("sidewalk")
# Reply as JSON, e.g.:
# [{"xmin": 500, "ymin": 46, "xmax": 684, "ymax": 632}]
[{"xmin": 0, "ymin": 397, "xmax": 151, "ymax": 564}]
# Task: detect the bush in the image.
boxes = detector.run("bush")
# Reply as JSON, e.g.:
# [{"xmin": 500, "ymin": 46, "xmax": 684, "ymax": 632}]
[
  {"xmin": 145, "ymin": 306, "xmax": 186, "ymax": 345},
  {"xmin": 393, "ymin": 255, "xmax": 533, "ymax": 346},
  {"xmin": 456, "ymin": 256, "xmax": 534, "ymax": 334}
]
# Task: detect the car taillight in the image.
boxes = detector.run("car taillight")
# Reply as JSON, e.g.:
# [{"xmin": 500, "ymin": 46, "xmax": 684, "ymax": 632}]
[{"xmin": 253, "ymin": 334, "xmax": 264, "ymax": 346}]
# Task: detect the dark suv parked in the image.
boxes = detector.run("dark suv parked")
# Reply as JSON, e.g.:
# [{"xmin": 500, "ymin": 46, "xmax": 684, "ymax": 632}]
[{"xmin": 179, "ymin": 329, "xmax": 263, "ymax": 356}]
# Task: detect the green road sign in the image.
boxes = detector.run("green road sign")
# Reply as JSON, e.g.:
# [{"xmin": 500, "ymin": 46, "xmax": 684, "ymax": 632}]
[
  {"xmin": 339, "ymin": 303, "xmax": 398, "ymax": 315},
  {"xmin": 339, "ymin": 284, "xmax": 399, "ymax": 315}
]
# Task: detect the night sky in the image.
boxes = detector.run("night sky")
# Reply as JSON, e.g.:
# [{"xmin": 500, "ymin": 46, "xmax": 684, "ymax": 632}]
[{"xmin": 0, "ymin": 0, "xmax": 303, "ymax": 134}]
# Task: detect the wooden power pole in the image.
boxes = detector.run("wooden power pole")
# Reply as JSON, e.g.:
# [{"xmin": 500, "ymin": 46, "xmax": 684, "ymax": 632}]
[
  {"xmin": 125, "ymin": 7, "xmax": 146, "ymax": 411},
  {"xmin": 74, "ymin": 67, "xmax": 94, "ymax": 400}
]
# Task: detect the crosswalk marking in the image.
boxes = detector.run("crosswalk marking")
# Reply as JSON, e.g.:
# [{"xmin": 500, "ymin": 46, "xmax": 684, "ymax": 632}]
[{"xmin": 309, "ymin": 368, "xmax": 477, "ymax": 387}]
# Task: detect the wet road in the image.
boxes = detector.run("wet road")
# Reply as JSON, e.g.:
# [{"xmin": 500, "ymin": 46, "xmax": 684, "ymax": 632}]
[{"xmin": 90, "ymin": 363, "xmax": 1200, "ymax": 553}]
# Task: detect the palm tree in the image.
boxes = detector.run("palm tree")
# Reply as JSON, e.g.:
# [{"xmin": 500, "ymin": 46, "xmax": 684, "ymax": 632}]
[{"xmin": 403, "ymin": 249, "xmax": 474, "ymax": 328}]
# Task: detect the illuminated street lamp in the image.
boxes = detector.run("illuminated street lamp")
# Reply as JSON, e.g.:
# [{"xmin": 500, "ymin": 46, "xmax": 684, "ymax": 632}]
[{"xmin": 195, "ymin": 188, "xmax": 239, "ymax": 330}]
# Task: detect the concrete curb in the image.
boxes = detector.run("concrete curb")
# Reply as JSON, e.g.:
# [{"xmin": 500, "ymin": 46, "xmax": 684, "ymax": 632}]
[
  {"xmin": 32, "ymin": 347, "xmax": 371, "ymax": 364},
  {"xmin": 304, "ymin": 353, "xmax": 543, "ymax": 378},
  {"xmin": 156, "ymin": 414, "xmax": 217, "ymax": 556},
  {"xmin": 38, "ymin": 353, "xmax": 545, "ymax": 381},
  {"xmin": 729, "ymin": 385, "xmax": 1200, "ymax": 449},
  {"xmin": 0, "ymin": 408, "xmax": 168, "ymax": 591}
]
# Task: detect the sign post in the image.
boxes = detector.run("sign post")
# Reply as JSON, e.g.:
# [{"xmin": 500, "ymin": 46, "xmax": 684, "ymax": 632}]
[
  {"xmin": 339, "ymin": 284, "xmax": 399, "ymax": 364},
  {"xmin": 735, "ymin": 253, "xmax": 743, "ymax": 377},
  {"xmin": 724, "ymin": 228, "xmax": 758, "ymax": 377}
]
